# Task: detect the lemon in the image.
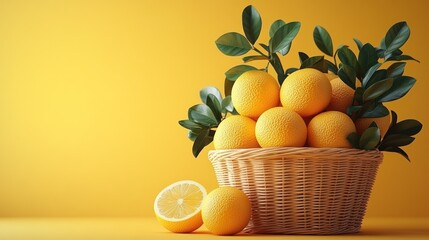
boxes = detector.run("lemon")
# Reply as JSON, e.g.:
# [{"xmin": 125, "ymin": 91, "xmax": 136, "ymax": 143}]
[
  {"xmin": 202, "ymin": 186, "xmax": 251, "ymax": 235},
  {"xmin": 326, "ymin": 77, "xmax": 355, "ymax": 113},
  {"xmin": 213, "ymin": 115, "xmax": 260, "ymax": 150},
  {"xmin": 154, "ymin": 180, "xmax": 207, "ymax": 233},
  {"xmin": 355, "ymin": 113, "xmax": 391, "ymax": 138},
  {"xmin": 307, "ymin": 111, "xmax": 356, "ymax": 148},
  {"xmin": 255, "ymin": 107, "xmax": 307, "ymax": 147},
  {"xmin": 281, "ymin": 68, "xmax": 332, "ymax": 117},
  {"xmin": 231, "ymin": 70, "xmax": 280, "ymax": 119}
]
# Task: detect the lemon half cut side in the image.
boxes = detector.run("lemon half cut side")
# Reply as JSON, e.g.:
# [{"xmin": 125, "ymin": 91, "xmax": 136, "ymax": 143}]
[{"xmin": 154, "ymin": 180, "xmax": 207, "ymax": 233}]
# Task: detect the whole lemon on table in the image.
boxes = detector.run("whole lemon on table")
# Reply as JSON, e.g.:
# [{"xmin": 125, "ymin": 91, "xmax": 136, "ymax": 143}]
[
  {"xmin": 307, "ymin": 111, "xmax": 357, "ymax": 148},
  {"xmin": 213, "ymin": 115, "xmax": 260, "ymax": 150},
  {"xmin": 281, "ymin": 68, "xmax": 332, "ymax": 117},
  {"xmin": 202, "ymin": 186, "xmax": 252, "ymax": 235},
  {"xmin": 231, "ymin": 70, "xmax": 280, "ymax": 120},
  {"xmin": 255, "ymin": 107, "xmax": 307, "ymax": 148}
]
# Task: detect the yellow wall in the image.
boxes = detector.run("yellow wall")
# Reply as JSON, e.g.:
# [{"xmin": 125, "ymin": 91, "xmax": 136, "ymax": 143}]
[{"xmin": 0, "ymin": 0, "xmax": 428, "ymax": 217}]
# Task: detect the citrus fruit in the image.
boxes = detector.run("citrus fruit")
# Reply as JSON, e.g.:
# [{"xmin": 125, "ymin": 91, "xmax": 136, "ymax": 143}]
[
  {"xmin": 280, "ymin": 68, "xmax": 332, "ymax": 117},
  {"xmin": 355, "ymin": 113, "xmax": 391, "ymax": 137},
  {"xmin": 154, "ymin": 180, "xmax": 207, "ymax": 233},
  {"xmin": 326, "ymin": 77, "xmax": 355, "ymax": 113},
  {"xmin": 213, "ymin": 115, "xmax": 259, "ymax": 150},
  {"xmin": 307, "ymin": 111, "xmax": 356, "ymax": 148},
  {"xmin": 255, "ymin": 107, "xmax": 307, "ymax": 147},
  {"xmin": 325, "ymin": 73, "xmax": 338, "ymax": 81},
  {"xmin": 231, "ymin": 70, "xmax": 280, "ymax": 119},
  {"xmin": 202, "ymin": 186, "xmax": 251, "ymax": 235}
]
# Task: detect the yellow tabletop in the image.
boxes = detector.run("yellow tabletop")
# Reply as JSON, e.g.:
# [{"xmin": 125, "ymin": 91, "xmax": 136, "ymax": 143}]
[{"xmin": 1, "ymin": 217, "xmax": 428, "ymax": 240}]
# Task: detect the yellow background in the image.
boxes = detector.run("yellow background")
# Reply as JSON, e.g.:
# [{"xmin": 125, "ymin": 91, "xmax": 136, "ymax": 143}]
[{"xmin": 0, "ymin": 0, "xmax": 428, "ymax": 218}]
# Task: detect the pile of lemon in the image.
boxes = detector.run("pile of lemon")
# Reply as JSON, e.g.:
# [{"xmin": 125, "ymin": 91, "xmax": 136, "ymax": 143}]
[{"xmin": 215, "ymin": 68, "xmax": 390, "ymax": 150}]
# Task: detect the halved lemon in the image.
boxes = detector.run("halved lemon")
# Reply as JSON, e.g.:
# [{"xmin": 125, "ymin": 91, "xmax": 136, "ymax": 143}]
[{"xmin": 154, "ymin": 180, "xmax": 207, "ymax": 233}]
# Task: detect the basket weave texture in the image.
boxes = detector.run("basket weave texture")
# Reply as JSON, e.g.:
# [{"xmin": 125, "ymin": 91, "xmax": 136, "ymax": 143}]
[{"xmin": 208, "ymin": 147, "xmax": 383, "ymax": 235}]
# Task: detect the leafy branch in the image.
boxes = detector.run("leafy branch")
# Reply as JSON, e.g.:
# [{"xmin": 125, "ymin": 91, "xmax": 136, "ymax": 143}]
[{"xmin": 178, "ymin": 87, "xmax": 236, "ymax": 157}]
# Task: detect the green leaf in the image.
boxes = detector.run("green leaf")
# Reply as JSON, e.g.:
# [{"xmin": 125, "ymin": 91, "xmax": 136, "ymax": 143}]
[
  {"xmin": 379, "ymin": 37, "xmax": 386, "ymax": 50},
  {"xmin": 279, "ymin": 42, "xmax": 292, "ymax": 56},
  {"xmin": 352, "ymin": 87, "xmax": 364, "ymax": 105},
  {"xmin": 188, "ymin": 104, "xmax": 218, "ymax": 126},
  {"xmin": 221, "ymin": 96, "xmax": 234, "ymax": 113},
  {"xmin": 225, "ymin": 65, "xmax": 257, "ymax": 81},
  {"xmin": 242, "ymin": 5, "xmax": 262, "ymax": 45},
  {"xmin": 384, "ymin": 22, "xmax": 410, "ymax": 56},
  {"xmin": 338, "ymin": 46, "xmax": 359, "ymax": 70},
  {"xmin": 386, "ymin": 54, "xmax": 420, "ymax": 63},
  {"xmin": 362, "ymin": 63, "xmax": 382, "ymax": 88},
  {"xmin": 269, "ymin": 22, "xmax": 301, "ymax": 53},
  {"xmin": 361, "ymin": 103, "xmax": 389, "ymax": 118},
  {"xmin": 224, "ymin": 78, "xmax": 234, "ymax": 97},
  {"xmin": 259, "ymin": 43, "xmax": 270, "ymax": 52},
  {"xmin": 378, "ymin": 76, "xmax": 416, "ymax": 102},
  {"xmin": 313, "ymin": 25, "xmax": 334, "ymax": 56},
  {"xmin": 387, "ymin": 62, "xmax": 406, "ymax": 78},
  {"xmin": 206, "ymin": 94, "xmax": 222, "ymax": 122},
  {"xmin": 179, "ymin": 120, "xmax": 204, "ymax": 131},
  {"xmin": 200, "ymin": 86, "xmax": 222, "ymax": 104},
  {"xmin": 347, "ymin": 105, "xmax": 362, "ymax": 116},
  {"xmin": 270, "ymin": 52, "xmax": 286, "ymax": 84},
  {"xmin": 359, "ymin": 127, "xmax": 381, "ymax": 150},
  {"xmin": 382, "ymin": 146, "xmax": 410, "ymax": 161},
  {"xmin": 347, "ymin": 132, "xmax": 360, "ymax": 148},
  {"xmin": 358, "ymin": 43, "xmax": 378, "ymax": 77},
  {"xmin": 353, "ymin": 38, "xmax": 363, "ymax": 50},
  {"xmin": 298, "ymin": 52, "xmax": 309, "ymax": 64},
  {"xmin": 242, "ymin": 55, "xmax": 268, "ymax": 62},
  {"xmin": 363, "ymin": 78, "xmax": 394, "ymax": 101},
  {"xmin": 365, "ymin": 69, "xmax": 387, "ymax": 88},
  {"xmin": 286, "ymin": 67, "xmax": 298, "ymax": 75},
  {"xmin": 269, "ymin": 19, "xmax": 285, "ymax": 38},
  {"xmin": 215, "ymin": 32, "xmax": 252, "ymax": 56},
  {"xmin": 188, "ymin": 130, "xmax": 198, "ymax": 141},
  {"xmin": 300, "ymin": 56, "xmax": 326, "ymax": 72},
  {"xmin": 326, "ymin": 60, "xmax": 338, "ymax": 74},
  {"xmin": 380, "ymin": 134, "xmax": 415, "ymax": 147},
  {"xmin": 390, "ymin": 119, "xmax": 423, "ymax": 136},
  {"xmin": 338, "ymin": 64, "xmax": 356, "ymax": 89},
  {"xmin": 192, "ymin": 128, "xmax": 213, "ymax": 157}
]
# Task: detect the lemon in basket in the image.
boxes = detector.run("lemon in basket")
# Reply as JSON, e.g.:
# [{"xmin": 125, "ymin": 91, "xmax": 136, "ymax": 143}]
[
  {"xmin": 307, "ymin": 111, "xmax": 356, "ymax": 148},
  {"xmin": 154, "ymin": 180, "xmax": 207, "ymax": 233},
  {"xmin": 231, "ymin": 70, "xmax": 280, "ymax": 120},
  {"xmin": 280, "ymin": 68, "xmax": 332, "ymax": 117},
  {"xmin": 326, "ymin": 77, "xmax": 355, "ymax": 113},
  {"xmin": 202, "ymin": 186, "xmax": 251, "ymax": 235},
  {"xmin": 213, "ymin": 115, "xmax": 260, "ymax": 150},
  {"xmin": 255, "ymin": 107, "xmax": 307, "ymax": 147}
]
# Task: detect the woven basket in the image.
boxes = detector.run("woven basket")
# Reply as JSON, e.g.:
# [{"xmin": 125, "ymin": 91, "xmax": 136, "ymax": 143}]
[{"xmin": 208, "ymin": 147, "xmax": 383, "ymax": 235}]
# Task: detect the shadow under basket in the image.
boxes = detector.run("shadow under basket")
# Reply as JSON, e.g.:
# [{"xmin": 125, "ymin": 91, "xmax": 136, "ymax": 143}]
[{"xmin": 208, "ymin": 147, "xmax": 383, "ymax": 235}]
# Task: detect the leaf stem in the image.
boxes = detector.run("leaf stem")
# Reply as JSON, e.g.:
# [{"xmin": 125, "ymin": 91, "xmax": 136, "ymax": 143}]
[
  {"xmin": 253, "ymin": 46, "xmax": 269, "ymax": 58},
  {"xmin": 264, "ymin": 61, "xmax": 270, "ymax": 72}
]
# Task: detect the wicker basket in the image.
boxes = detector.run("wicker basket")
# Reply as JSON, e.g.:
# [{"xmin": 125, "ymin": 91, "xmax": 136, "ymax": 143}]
[{"xmin": 208, "ymin": 147, "xmax": 383, "ymax": 235}]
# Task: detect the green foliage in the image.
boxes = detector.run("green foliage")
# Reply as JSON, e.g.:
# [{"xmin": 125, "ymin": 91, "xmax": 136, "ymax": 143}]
[
  {"xmin": 242, "ymin": 5, "xmax": 262, "ymax": 45},
  {"xmin": 182, "ymin": 5, "xmax": 423, "ymax": 160},
  {"xmin": 377, "ymin": 111, "xmax": 423, "ymax": 161},
  {"xmin": 179, "ymin": 87, "xmax": 236, "ymax": 157},
  {"xmin": 313, "ymin": 26, "xmax": 334, "ymax": 56}
]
